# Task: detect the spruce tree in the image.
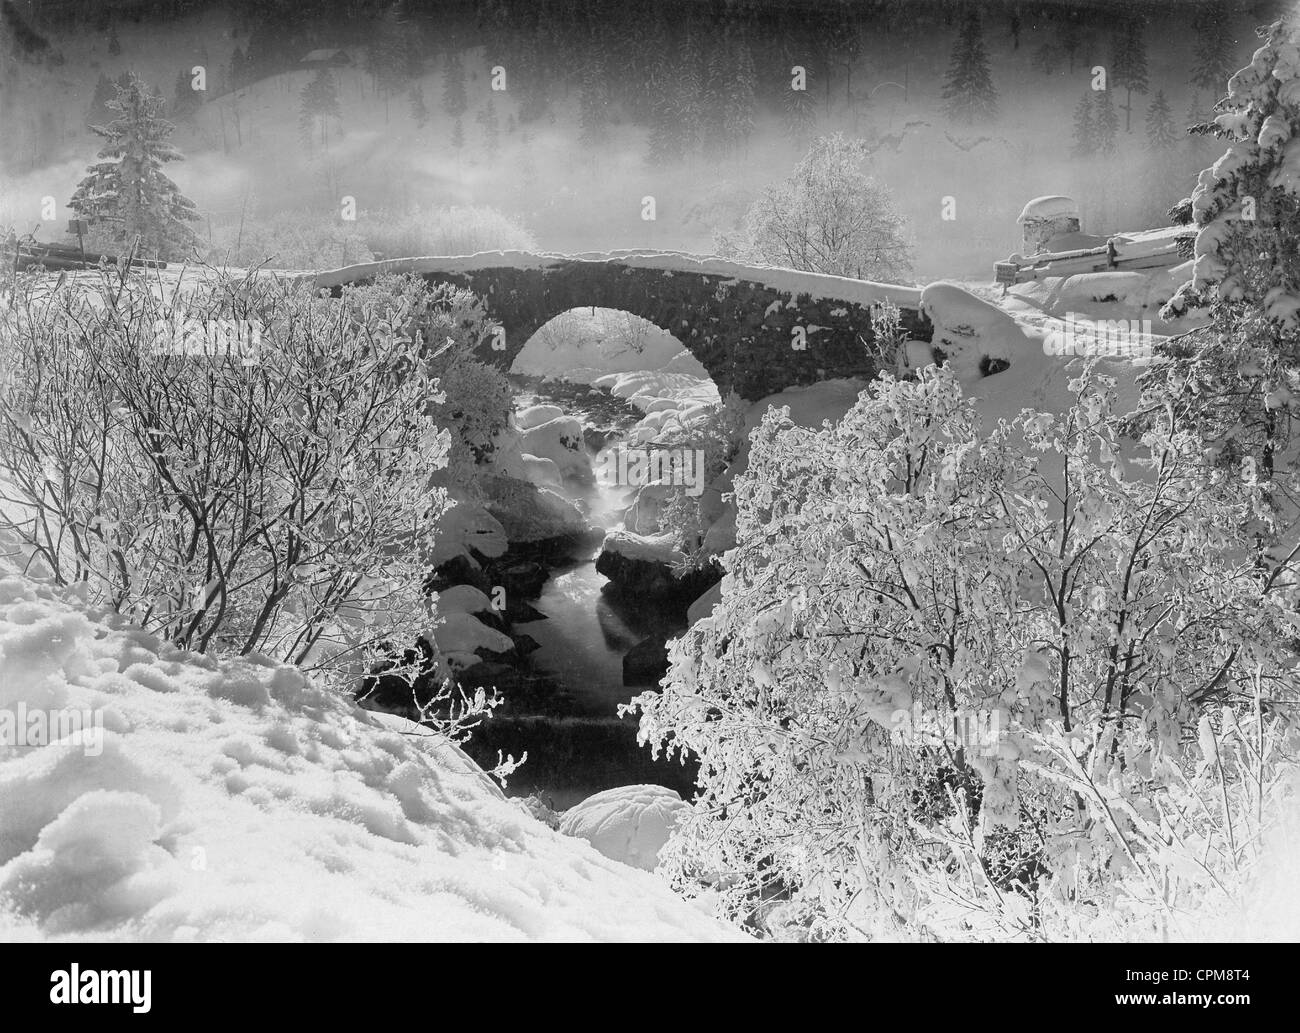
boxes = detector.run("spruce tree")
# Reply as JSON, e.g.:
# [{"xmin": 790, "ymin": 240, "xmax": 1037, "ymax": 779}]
[
  {"xmin": 228, "ymin": 47, "xmax": 248, "ymax": 92},
  {"xmin": 724, "ymin": 36, "xmax": 757, "ymax": 157},
  {"xmin": 171, "ymin": 69, "xmax": 201, "ymax": 125},
  {"xmin": 578, "ymin": 53, "xmax": 610, "ymax": 148},
  {"xmin": 372, "ymin": 4, "xmax": 413, "ymax": 123},
  {"xmin": 1190, "ymin": 0, "xmax": 1236, "ymax": 93},
  {"xmin": 644, "ymin": 58, "xmax": 682, "ymax": 166},
  {"xmin": 107, "ymin": 26, "xmax": 120, "ymax": 57},
  {"xmin": 1071, "ymin": 91, "xmax": 1098, "ymax": 158},
  {"xmin": 676, "ymin": 29, "xmax": 703, "ymax": 157},
  {"xmin": 783, "ymin": 72, "xmax": 818, "ymax": 145},
  {"xmin": 86, "ymin": 73, "xmax": 117, "ymax": 129},
  {"xmin": 476, "ymin": 94, "xmax": 500, "ymax": 160},
  {"xmin": 299, "ymin": 67, "xmax": 341, "ymax": 152},
  {"xmin": 1145, "ymin": 89, "xmax": 1177, "ymax": 150},
  {"xmin": 941, "ymin": 10, "xmax": 998, "ymax": 123},
  {"xmin": 1109, "ymin": 16, "xmax": 1149, "ymax": 132},
  {"xmin": 409, "ymin": 83, "xmax": 429, "ymax": 128},
  {"xmin": 1155, "ymin": 17, "xmax": 1300, "ymax": 519},
  {"xmin": 68, "ymin": 73, "xmax": 199, "ymax": 260},
  {"xmin": 1094, "ymin": 88, "xmax": 1119, "ymax": 154},
  {"xmin": 442, "ymin": 50, "xmax": 468, "ymax": 122}
]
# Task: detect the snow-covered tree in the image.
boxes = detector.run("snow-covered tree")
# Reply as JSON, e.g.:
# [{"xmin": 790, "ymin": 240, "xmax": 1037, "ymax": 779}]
[
  {"xmin": 68, "ymin": 72, "xmax": 198, "ymax": 260},
  {"xmin": 1157, "ymin": 16, "xmax": 1300, "ymax": 530},
  {"xmin": 718, "ymin": 133, "xmax": 913, "ymax": 283},
  {"xmin": 941, "ymin": 9, "xmax": 998, "ymax": 123},
  {"xmin": 631, "ymin": 364, "xmax": 1300, "ymax": 939}
]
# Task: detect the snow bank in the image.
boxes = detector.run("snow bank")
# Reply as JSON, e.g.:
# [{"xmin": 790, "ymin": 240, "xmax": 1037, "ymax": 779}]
[
  {"xmin": 0, "ymin": 576, "xmax": 743, "ymax": 942},
  {"xmin": 920, "ymin": 281, "xmax": 1037, "ymax": 382},
  {"xmin": 558, "ymin": 785, "xmax": 690, "ymax": 872}
]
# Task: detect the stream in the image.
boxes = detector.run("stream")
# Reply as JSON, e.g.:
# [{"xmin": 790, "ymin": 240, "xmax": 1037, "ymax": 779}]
[{"xmin": 462, "ymin": 381, "xmax": 698, "ymax": 809}]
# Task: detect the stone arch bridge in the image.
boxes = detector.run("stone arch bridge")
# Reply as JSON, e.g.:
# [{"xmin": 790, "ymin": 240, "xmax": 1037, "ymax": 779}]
[{"xmin": 313, "ymin": 250, "xmax": 931, "ymax": 401}]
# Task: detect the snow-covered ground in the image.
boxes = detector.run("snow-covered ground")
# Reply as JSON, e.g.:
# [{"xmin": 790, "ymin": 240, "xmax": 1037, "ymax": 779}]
[{"xmin": 0, "ymin": 576, "xmax": 744, "ymax": 942}]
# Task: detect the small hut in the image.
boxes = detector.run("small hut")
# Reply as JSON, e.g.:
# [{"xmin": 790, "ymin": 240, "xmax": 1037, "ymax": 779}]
[{"xmin": 1017, "ymin": 195, "xmax": 1081, "ymax": 255}]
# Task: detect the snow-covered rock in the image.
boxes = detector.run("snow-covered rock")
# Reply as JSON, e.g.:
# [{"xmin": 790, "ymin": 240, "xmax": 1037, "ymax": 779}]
[
  {"xmin": 428, "ymin": 612, "xmax": 516, "ymax": 668},
  {"xmin": 429, "ymin": 501, "xmax": 509, "ymax": 567},
  {"xmin": 517, "ymin": 416, "xmax": 591, "ymax": 483},
  {"xmin": 0, "ymin": 576, "xmax": 742, "ymax": 942},
  {"xmin": 558, "ymin": 785, "xmax": 690, "ymax": 872},
  {"xmin": 436, "ymin": 584, "xmax": 493, "ymax": 616},
  {"xmin": 515, "ymin": 404, "xmax": 565, "ymax": 430},
  {"xmin": 480, "ymin": 475, "xmax": 591, "ymax": 544}
]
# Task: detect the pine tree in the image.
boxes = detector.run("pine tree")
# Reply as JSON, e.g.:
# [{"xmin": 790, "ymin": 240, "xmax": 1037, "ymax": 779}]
[
  {"xmin": 701, "ymin": 40, "xmax": 729, "ymax": 156},
  {"xmin": 1094, "ymin": 88, "xmax": 1119, "ymax": 154},
  {"xmin": 676, "ymin": 29, "xmax": 703, "ymax": 157},
  {"xmin": 171, "ymin": 69, "xmax": 201, "ymax": 125},
  {"xmin": 783, "ymin": 72, "xmax": 818, "ymax": 146},
  {"xmin": 372, "ymin": 4, "xmax": 413, "ymax": 123},
  {"xmin": 1145, "ymin": 89, "xmax": 1177, "ymax": 150},
  {"xmin": 229, "ymin": 46, "xmax": 248, "ymax": 92},
  {"xmin": 476, "ymin": 94, "xmax": 500, "ymax": 160},
  {"xmin": 941, "ymin": 10, "xmax": 998, "ymax": 123},
  {"xmin": 1190, "ymin": 0, "xmax": 1236, "ymax": 92},
  {"xmin": 578, "ymin": 53, "xmax": 610, "ymax": 148},
  {"xmin": 107, "ymin": 26, "xmax": 120, "ymax": 57},
  {"xmin": 442, "ymin": 50, "xmax": 468, "ymax": 122},
  {"xmin": 1109, "ymin": 16, "xmax": 1150, "ymax": 132},
  {"xmin": 67, "ymin": 73, "xmax": 199, "ymax": 260},
  {"xmin": 644, "ymin": 58, "xmax": 682, "ymax": 166},
  {"xmin": 299, "ymin": 67, "xmax": 341, "ymax": 152},
  {"xmin": 86, "ymin": 73, "xmax": 117, "ymax": 129},
  {"xmin": 723, "ymin": 35, "xmax": 757, "ymax": 158},
  {"xmin": 1071, "ymin": 91, "xmax": 1098, "ymax": 157},
  {"xmin": 1060, "ymin": 19, "xmax": 1085, "ymax": 73},
  {"xmin": 409, "ymin": 83, "xmax": 429, "ymax": 128}
]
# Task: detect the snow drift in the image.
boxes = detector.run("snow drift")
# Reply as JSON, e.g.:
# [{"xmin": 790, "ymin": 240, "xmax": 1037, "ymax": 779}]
[{"xmin": 0, "ymin": 576, "xmax": 743, "ymax": 942}]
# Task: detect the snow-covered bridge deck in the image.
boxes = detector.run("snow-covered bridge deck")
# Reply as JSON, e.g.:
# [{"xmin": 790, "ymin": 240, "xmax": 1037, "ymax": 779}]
[{"xmin": 313, "ymin": 250, "xmax": 929, "ymax": 400}]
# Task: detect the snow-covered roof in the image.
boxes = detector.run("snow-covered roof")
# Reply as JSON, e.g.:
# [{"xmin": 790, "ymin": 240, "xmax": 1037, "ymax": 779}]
[
  {"xmin": 1017, "ymin": 195, "xmax": 1080, "ymax": 223},
  {"xmin": 300, "ymin": 48, "xmax": 351, "ymax": 63}
]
